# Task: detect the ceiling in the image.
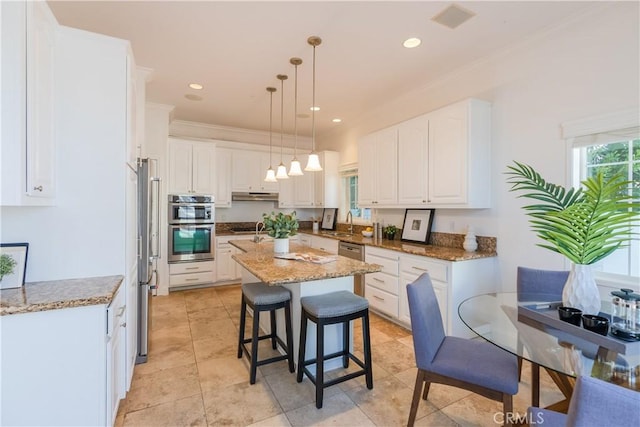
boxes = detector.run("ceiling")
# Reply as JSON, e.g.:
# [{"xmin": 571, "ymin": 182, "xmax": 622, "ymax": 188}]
[{"xmin": 48, "ymin": 1, "xmax": 598, "ymax": 138}]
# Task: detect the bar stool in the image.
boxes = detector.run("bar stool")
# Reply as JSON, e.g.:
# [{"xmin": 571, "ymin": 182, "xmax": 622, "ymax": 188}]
[
  {"xmin": 237, "ymin": 282, "xmax": 294, "ymax": 384},
  {"xmin": 297, "ymin": 291, "xmax": 373, "ymax": 408}
]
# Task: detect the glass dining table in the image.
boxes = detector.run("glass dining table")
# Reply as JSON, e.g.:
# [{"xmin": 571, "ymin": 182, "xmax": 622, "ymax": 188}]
[{"xmin": 458, "ymin": 293, "xmax": 640, "ymax": 411}]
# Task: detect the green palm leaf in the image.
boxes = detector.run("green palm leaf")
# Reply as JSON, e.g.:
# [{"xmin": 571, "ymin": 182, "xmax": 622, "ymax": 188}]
[{"xmin": 505, "ymin": 161, "xmax": 640, "ymax": 265}]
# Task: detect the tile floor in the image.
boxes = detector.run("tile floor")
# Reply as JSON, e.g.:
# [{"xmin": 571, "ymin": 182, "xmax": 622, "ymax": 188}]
[{"xmin": 116, "ymin": 284, "xmax": 565, "ymax": 426}]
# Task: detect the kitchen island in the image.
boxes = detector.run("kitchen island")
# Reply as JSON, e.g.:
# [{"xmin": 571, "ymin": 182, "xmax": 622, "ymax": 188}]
[{"xmin": 231, "ymin": 240, "xmax": 381, "ymax": 372}]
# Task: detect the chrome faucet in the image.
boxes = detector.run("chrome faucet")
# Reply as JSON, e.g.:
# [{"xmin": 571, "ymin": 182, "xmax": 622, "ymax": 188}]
[
  {"xmin": 254, "ymin": 221, "xmax": 265, "ymax": 243},
  {"xmin": 346, "ymin": 211, "xmax": 353, "ymax": 234}
]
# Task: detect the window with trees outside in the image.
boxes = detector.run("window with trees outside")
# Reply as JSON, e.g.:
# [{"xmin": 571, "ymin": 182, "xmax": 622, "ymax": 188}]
[
  {"xmin": 572, "ymin": 135, "xmax": 639, "ymax": 278},
  {"xmin": 340, "ymin": 169, "xmax": 370, "ymax": 223}
]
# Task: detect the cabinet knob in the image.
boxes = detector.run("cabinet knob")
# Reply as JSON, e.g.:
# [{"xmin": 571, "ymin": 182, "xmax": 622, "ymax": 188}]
[
  {"xmin": 120, "ymin": 322, "xmax": 126, "ymax": 328},
  {"xmin": 33, "ymin": 185, "xmax": 43, "ymax": 192}
]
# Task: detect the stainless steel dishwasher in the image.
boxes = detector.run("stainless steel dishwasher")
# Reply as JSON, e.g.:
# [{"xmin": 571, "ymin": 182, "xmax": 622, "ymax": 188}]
[{"xmin": 338, "ymin": 241, "xmax": 365, "ymax": 296}]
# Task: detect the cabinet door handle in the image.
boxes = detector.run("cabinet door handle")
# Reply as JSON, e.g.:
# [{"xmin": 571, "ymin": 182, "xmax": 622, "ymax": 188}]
[
  {"xmin": 373, "ymin": 295, "xmax": 384, "ymax": 301},
  {"xmin": 120, "ymin": 322, "xmax": 127, "ymax": 328},
  {"xmin": 185, "ymin": 278, "xmax": 200, "ymax": 282},
  {"xmin": 117, "ymin": 306, "xmax": 126, "ymax": 316},
  {"xmin": 33, "ymin": 185, "xmax": 43, "ymax": 192},
  {"xmin": 185, "ymin": 267, "xmax": 200, "ymax": 270},
  {"xmin": 412, "ymin": 266, "xmax": 429, "ymax": 272},
  {"xmin": 373, "ymin": 277, "xmax": 385, "ymax": 283}
]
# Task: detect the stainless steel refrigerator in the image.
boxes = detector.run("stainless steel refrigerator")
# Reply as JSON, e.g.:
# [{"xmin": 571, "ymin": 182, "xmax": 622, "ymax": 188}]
[{"xmin": 136, "ymin": 158, "xmax": 161, "ymax": 364}]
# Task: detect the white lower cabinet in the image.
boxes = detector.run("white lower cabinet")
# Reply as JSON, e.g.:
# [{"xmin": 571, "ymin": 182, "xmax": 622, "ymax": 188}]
[
  {"xmin": 366, "ymin": 246, "xmax": 496, "ymax": 337},
  {"xmin": 169, "ymin": 261, "xmax": 216, "ymax": 288},
  {"xmin": 364, "ymin": 247, "xmax": 400, "ymax": 317},
  {"xmin": 1, "ymin": 285, "xmax": 126, "ymax": 426},
  {"xmin": 310, "ymin": 235, "xmax": 339, "ymax": 254}
]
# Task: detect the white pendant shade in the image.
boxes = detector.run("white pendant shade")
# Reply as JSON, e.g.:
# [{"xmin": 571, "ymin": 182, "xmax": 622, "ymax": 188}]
[
  {"xmin": 276, "ymin": 163, "xmax": 289, "ymax": 179},
  {"xmin": 305, "ymin": 153, "xmax": 323, "ymax": 171},
  {"xmin": 288, "ymin": 158, "xmax": 303, "ymax": 176},
  {"xmin": 264, "ymin": 168, "xmax": 277, "ymax": 182}
]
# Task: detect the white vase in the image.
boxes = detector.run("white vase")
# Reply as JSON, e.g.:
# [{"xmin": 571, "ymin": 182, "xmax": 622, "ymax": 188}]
[
  {"xmin": 463, "ymin": 227, "xmax": 478, "ymax": 252},
  {"xmin": 273, "ymin": 238, "xmax": 289, "ymax": 254},
  {"xmin": 562, "ymin": 263, "xmax": 601, "ymax": 315}
]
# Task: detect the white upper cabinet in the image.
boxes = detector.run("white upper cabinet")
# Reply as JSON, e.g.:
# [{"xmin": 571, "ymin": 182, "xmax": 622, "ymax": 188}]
[
  {"xmin": 215, "ymin": 147, "xmax": 232, "ymax": 207},
  {"xmin": 427, "ymin": 98, "xmax": 491, "ymax": 207},
  {"xmin": 231, "ymin": 150, "xmax": 279, "ymax": 193},
  {"xmin": 358, "ymin": 98, "xmax": 491, "ymax": 209},
  {"xmin": 358, "ymin": 127, "xmax": 398, "ymax": 207},
  {"xmin": 397, "ymin": 115, "xmax": 429, "ymax": 205},
  {"xmin": 167, "ymin": 138, "xmax": 216, "ymax": 195},
  {"xmin": 1, "ymin": 1, "xmax": 57, "ymax": 205},
  {"xmin": 313, "ymin": 151, "xmax": 340, "ymax": 208}
]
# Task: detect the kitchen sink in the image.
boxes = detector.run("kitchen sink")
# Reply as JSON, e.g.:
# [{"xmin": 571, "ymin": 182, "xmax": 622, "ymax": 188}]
[{"xmin": 321, "ymin": 231, "xmax": 353, "ymax": 237}]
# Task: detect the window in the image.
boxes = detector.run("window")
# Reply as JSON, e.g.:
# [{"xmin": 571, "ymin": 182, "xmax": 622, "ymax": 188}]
[
  {"xmin": 565, "ymin": 109, "xmax": 639, "ymax": 279},
  {"xmin": 340, "ymin": 168, "xmax": 370, "ymax": 223},
  {"xmin": 573, "ymin": 138, "xmax": 639, "ymax": 277}
]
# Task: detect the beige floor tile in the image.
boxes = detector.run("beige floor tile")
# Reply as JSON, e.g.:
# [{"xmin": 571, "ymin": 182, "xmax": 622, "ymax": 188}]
[
  {"xmin": 397, "ymin": 334, "xmax": 416, "ymax": 349},
  {"xmin": 202, "ymin": 381, "xmax": 282, "ymax": 426},
  {"xmin": 123, "ymin": 363, "xmax": 201, "ymax": 413},
  {"xmin": 325, "ymin": 351, "xmax": 392, "ymax": 392},
  {"xmin": 188, "ymin": 305, "xmax": 231, "ymax": 322},
  {"xmin": 345, "ymin": 375, "xmax": 427, "ymax": 426},
  {"xmin": 122, "ymin": 395, "xmax": 207, "ymax": 427},
  {"xmin": 247, "ymin": 413, "xmax": 292, "ymax": 427},
  {"xmin": 439, "ymin": 393, "xmax": 504, "ymax": 427},
  {"xmin": 369, "ymin": 339, "xmax": 416, "ymax": 375},
  {"xmin": 185, "ymin": 289, "xmax": 225, "ymax": 312},
  {"xmin": 264, "ymin": 370, "xmax": 340, "ymax": 412},
  {"xmin": 198, "ymin": 355, "xmax": 257, "ymax": 391},
  {"xmin": 150, "ymin": 306, "xmax": 189, "ymax": 331},
  {"xmin": 285, "ymin": 392, "xmax": 375, "ymax": 427},
  {"xmin": 190, "ymin": 315, "xmax": 238, "ymax": 341},
  {"xmin": 193, "ymin": 336, "xmax": 238, "ymax": 362},
  {"xmin": 414, "ymin": 409, "xmax": 460, "ymax": 426}
]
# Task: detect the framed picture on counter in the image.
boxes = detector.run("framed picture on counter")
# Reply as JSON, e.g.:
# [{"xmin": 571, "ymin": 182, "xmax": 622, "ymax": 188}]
[
  {"xmin": 0, "ymin": 243, "xmax": 29, "ymax": 289},
  {"xmin": 401, "ymin": 209, "xmax": 435, "ymax": 244},
  {"xmin": 321, "ymin": 208, "xmax": 337, "ymax": 230}
]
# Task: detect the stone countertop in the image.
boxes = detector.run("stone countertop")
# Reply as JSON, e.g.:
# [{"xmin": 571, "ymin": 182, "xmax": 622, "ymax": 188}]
[
  {"xmin": 231, "ymin": 241, "xmax": 381, "ymax": 286},
  {"xmin": 0, "ymin": 275, "xmax": 124, "ymax": 316},
  {"xmin": 298, "ymin": 230, "xmax": 497, "ymax": 261}
]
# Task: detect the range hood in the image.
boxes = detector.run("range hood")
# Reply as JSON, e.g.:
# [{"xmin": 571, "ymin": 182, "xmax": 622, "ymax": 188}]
[{"xmin": 231, "ymin": 192, "xmax": 279, "ymax": 202}]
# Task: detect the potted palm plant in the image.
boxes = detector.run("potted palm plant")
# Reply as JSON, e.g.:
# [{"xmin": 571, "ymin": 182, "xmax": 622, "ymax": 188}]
[
  {"xmin": 262, "ymin": 211, "xmax": 299, "ymax": 254},
  {"xmin": 506, "ymin": 161, "xmax": 639, "ymax": 314}
]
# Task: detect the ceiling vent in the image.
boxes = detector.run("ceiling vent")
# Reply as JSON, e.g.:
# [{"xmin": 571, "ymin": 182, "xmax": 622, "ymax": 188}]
[{"xmin": 432, "ymin": 4, "xmax": 476, "ymax": 29}]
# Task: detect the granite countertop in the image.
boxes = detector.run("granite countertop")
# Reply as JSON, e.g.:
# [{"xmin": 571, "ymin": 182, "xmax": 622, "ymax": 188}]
[
  {"xmin": 0, "ymin": 275, "xmax": 124, "ymax": 316},
  {"xmin": 231, "ymin": 241, "xmax": 381, "ymax": 286},
  {"xmin": 298, "ymin": 230, "xmax": 496, "ymax": 261}
]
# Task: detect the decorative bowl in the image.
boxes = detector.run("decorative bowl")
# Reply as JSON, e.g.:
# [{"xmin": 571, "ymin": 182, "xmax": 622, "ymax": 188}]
[
  {"xmin": 558, "ymin": 306, "xmax": 582, "ymax": 326},
  {"xmin": 361, "ymin": 230, "xmax": 373, "ymax": 237},
  {"xmin": 582, "ymin": 314, "xmax": 609, "ymax": 336}
]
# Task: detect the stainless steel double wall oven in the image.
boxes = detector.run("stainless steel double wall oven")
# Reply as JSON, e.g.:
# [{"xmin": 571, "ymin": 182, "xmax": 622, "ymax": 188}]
[{"xmin": 168, "ymin": 195, "xmax": 215, "ymax": 263}]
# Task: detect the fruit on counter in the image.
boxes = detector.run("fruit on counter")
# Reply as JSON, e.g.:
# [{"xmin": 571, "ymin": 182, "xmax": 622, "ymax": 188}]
[{"xmin": 365, "ymin": 227, "xmax": 373, "ymax": 231}]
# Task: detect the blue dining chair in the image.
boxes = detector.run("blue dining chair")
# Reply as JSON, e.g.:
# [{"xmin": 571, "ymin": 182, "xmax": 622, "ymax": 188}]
[
  {"xmin": 516, "ymin": 267, "xmax": 570, "ymax": 404},
  {"xmin": 528, "ymin": 375, "xmax": 640, "ymax": 427},
  {"xmin": 406, "ymin": 273, "xmax": 519, "ymax": 427}
]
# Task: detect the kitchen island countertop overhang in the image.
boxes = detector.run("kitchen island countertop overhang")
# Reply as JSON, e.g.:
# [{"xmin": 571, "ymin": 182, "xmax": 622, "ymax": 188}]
[{"xmin": 230, "ymin": 240, "xmax": 382, "ymax": 285}]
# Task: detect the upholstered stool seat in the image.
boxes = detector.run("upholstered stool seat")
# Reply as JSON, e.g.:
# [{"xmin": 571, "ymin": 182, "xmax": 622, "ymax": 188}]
[
  {"xmin": 297, "ymin": 291, "xmax": 373, "ymax": 408},
  {"xmin": 237, "ymin": 282, "xmax": 294, "ymax": 384}
]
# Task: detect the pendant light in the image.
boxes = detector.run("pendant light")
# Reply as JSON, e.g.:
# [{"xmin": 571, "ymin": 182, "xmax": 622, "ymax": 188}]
[
  {"xmin": 305, "ymin": 36, "xmax": 323, "ymax": 172},
  {"xmin": 275, "ymin": 74, "xmax": 289, "ymax": 180},
  {"xmin": 264, "ymin": 87, "xmax": 277, "ymax": 183},
  {"xmin": 288, "ymin": 57, "xmax": 303, "ymax": 176}
]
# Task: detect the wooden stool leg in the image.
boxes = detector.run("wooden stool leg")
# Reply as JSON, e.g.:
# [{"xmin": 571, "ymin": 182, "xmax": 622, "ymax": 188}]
[
  {"xmin": 237, "ymin": 298, "xmax": 246, "ymax": 358},
  {"xmin": 296, "ymin": 311, "xmax": 308, "ymax": 383},
  {"xmin": 342, "ymin": 320, "xmax": 349, "ymax": 368},
  {"xmin": 316, "ymin": 318, "xmax": 325, "ymax": 409},
  {"xmin": 284, "ymin": 301, "xmax": 294, "ymax": 373},
  {"xmin": 362, "ymin": 310, "xmax": 373, "ymax": 389},
  {"xmin": 270, "ymin": 309, "xmax": 277, "ymax": 349},
  {"xmin": 250, "ymin": 307, "xmax": 260, "ymax": 385}
]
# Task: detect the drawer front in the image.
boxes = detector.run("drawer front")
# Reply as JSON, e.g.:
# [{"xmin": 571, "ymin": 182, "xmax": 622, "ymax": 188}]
[
  {"xmin": 366, "ymin": 285, "xmax": 398, "ymax": 317},
  {"xmin": 170, "ymin": 261, "xmax": 215, "ymax": 275},
  {"xmin": 169, "ymin": 271, "xmax": 214, "ymax": 286},
  {"xmin": 366, "ymin": 246, "xmax": 400, "ymax": 261},
  {"xmin": 365, "ymin": 271, "xmax": 399, "ymax": 295},
  {"xmin": 365, "ymin": 253, "xmax": 399, "ymax": 276},
  {"xmin": 400, "ymin": 256, "xmax": 448, "ymax": 283}
]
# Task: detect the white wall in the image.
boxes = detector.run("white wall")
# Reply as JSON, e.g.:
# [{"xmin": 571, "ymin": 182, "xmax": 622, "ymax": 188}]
[
  {"xmin": 0, "ymin": 28, "xmax": 129, "ymax": 282},
  {"xmin": 318, "ymin": 2, "xmax": 640, "ymax": 290}
]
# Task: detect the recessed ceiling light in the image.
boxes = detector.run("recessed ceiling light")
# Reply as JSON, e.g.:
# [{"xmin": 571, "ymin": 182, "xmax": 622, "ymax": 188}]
[
  {"xmin": 403, "ymin": 38, "xmax": 422, "ymax": 48},
  {"xmin": 332, "ymin": 118, "xmax": 342, "ymax": 123},
  {"xmin": 310, "ymin": 106, "xmax": 320, "ymax": 112},
  {"xmin": 188, "ymin": 83, "xmax": 203, "ymax": 90},
  {"xmin": 185, "ymin": 94, "xmax": 203, "ymax": 101}
]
